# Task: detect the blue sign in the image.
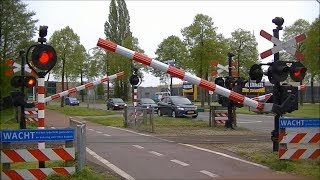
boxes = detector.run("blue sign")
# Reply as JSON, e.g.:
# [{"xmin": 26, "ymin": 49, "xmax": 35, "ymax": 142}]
[
  {"xmin": 0, "ymin": 129, "xmax": 74, "ymax": 143},
  {"xmin": 279, "ymin": 118, "xmax": 320, "ymax": 128}
]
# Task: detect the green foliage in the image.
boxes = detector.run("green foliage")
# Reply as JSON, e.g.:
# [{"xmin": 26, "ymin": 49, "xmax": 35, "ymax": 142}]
[
  {"xmin": 228, "ymin": 28, "xmax": 259, "ymax": 79},
  {"xmin": 154, "ymin": 35, "xmax": 188, "ymax": 83},
  {"xmin": 46, "ymin": 105, "xmax": 118, "ymax": 116},
  {"xmin": 0, "ymin": 0, "xmax": 38, "ymax": 99},
  {"xmin": 0, "ymin": 108, "xmax": 37, "ymax": 129}
]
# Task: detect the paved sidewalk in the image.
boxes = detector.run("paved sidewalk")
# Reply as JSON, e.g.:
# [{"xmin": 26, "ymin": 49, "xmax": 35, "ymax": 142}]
[{"xmin": 44, "ymin": 109, "xmax": 71, "ymax": 128}]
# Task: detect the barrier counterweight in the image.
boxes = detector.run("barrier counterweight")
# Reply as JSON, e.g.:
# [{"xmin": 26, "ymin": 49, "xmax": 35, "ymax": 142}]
[{"xmin": 97, "ymin": 38, "xmax": 272, "ymax": 112}]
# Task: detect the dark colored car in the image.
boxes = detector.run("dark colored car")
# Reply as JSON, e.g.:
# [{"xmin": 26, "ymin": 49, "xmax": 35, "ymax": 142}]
[
  {"xmin": 65, "ymin": 97, "xmax": 80, "ymax": 106},
  {"xmin": 107, "ymin": 98, "xmax": 126, "ymax": 110},
  {"xmin": 137, "ymin": 98, "xmax": 158, "ymax": 113},
  {"xmin": 157, "ymin": 96, "xmax": 198, "ymax": 118}
]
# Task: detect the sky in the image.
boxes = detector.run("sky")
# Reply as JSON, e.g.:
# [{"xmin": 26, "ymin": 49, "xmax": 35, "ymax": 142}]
[{"xmin": 25, "ymin": 0, "xmax": 319, "ymax": 87}]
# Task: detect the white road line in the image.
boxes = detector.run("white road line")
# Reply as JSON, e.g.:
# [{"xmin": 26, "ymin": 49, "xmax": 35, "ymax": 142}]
[
  {"xmin": 96, "ymin": 131, "xmax": 102, "ymax": 133},
  {"xmin": 149, "ymin": 151, "xmax": 163, "ymax": 157},
  {"xmin": 200, "ymin": 170, "xmax": 219, "ymax": 178},
  {"xmin": 179, "ymin": 143, "xmax": 268, "ymax": 169},
  {"xmin": 132, "ymin": 145, "xmax": 144, "ymax": 149},
  {"xmin": 50, "ymin": 127, "xmax": 56, "ymax": 129},
  {"xmin": 238, "ymin": 120, "xmax": 262, "ymax": 124},
  {"xmin": 88, "ymin": 128, "xmax": 94, "ymax": 131},
  {"xmin": 103, "ymin": 134, "xmax": 111, "ymax": 136},
  {"xmin": 86, "ymin": 147, "xmax": 135, "ymax": 180},
  {"xmin": 170, "ymin": 159, "xmax": 189, "ymax": 166}
]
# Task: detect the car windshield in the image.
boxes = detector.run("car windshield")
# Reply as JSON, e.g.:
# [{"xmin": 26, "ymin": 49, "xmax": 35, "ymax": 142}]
[
  {"xmin": 69, "ymin": 98, "xmax": 77, "ymax": 101},
  {"xmin": 113, "ymin": 98, "xmax": 124, "ymax": 103},
  {"xmin": 141, "ymin": 98, "xmax": 156, "ymax": 104},
  {"xmin": 171, "ymin": 97, "xmax": 193, "ymax": 105}
]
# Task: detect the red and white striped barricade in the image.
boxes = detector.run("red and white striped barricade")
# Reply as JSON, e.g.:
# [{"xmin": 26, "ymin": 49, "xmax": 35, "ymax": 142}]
[
  {"xmin": 0, "ymin": 129, "xmax": 75, "ymax": 179},
  {"xmin": 24, "ymin": 108, "xmax": 39, "ymax": 122},
  {"xmin": 209, "ymin": 106, "xmax": 228, "ymax": 126},
  {"xmin": 97, "ymin": 39, "xmax": 273, "ymax": 113},
  {"xmin": 260, "ymin": 30, "xmax": 305, "ymax": 61},
  {"xmin": 278, "ymin": 118, "xmax": 320, "ymax": 159}
]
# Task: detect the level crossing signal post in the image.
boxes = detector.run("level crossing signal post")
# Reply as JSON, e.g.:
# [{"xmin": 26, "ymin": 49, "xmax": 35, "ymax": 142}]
[{"xmin": 249, "ymin": 17, "xmax": 307, "ymax": 152}]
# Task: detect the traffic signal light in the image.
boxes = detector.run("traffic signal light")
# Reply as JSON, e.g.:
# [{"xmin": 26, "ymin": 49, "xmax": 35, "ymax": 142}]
[
  {"xmin": 267, "ymin": 61, "xmax": 289, "ymax": 83},
  {"xmin": 249, "ymin": 64, "xmax": 263, "ymax": 83},
  {"xmin": 235, "ymin": 77, "xmax": 248, "ymax": 94},
  {"xmin": 290, "ymin": 62, "xmax": 307, "ymax": 82},
  {"xmin": 214, "ymin": 77, "xmax": 224, "ymax": 87},
  {"xmin": 225, "ymin": 76, "xmax": 235, "ymax": 89},
  {"xmin": 10, "ymin": 76, "xmax": 36, "ymax": 88},
  {"xmin": 129, "ymin": 74, "xmax": 140, "ymax": 86},
  {"xmin": 31, "ymin": 44, "xmax": 57, "ymax": 71}
]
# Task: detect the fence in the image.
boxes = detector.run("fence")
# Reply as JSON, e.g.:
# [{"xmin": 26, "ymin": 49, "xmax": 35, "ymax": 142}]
[
  {"xmin": 69, "ymin": 117, "xmax": 86, "ymax": 170},
  {"xmin": 124, "ymin": 106, "xmax": 154, "ymax": 133}
]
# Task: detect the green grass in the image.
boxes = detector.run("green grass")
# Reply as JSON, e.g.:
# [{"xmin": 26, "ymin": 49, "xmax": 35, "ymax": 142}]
[
  {"xmin": 46, "ymin": 105, "xmax": 118, "ymax": 116},
  {"xmin": 84, "ymin": 117, "xmax": 124, "ymax": 127},
  {"xmin": 247, "ymin": 151, "xmax": 320, "ymax": 179},
  {"xmin": 0, "ymin": 108, "xmax": 38, "ymax": 129}
]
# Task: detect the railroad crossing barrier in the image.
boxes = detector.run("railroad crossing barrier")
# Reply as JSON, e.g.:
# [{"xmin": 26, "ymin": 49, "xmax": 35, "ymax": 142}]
[
  {"xmin": 278, "ymin": 118, "xmax": 320, "ymax": 159},
  {"xmin": 209, "ymin": 106, "xmax": 236, "ymax": 127},
  {"xmin": 24, "ymin": 108, "xmax": 39, "ymax": 122},
  {"xmin": 97, "ymin": 38, "xmax": 273, "ymax": 113},
  {"xmin": 0, "ymin": 129, "xmax": 75, "ymax": 179},
  {"xmin": 69, "ymin": 117, "xmax": 86, "ymax": 171},
  {"xmin": 124, "ymin": 106, "xmax": 154, "ymax": 133}
]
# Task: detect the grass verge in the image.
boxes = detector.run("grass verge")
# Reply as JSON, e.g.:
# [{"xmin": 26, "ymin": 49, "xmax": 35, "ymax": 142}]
[{"xmin": 46, "ymin": 105, "xmax": 118, "ymax": 116}]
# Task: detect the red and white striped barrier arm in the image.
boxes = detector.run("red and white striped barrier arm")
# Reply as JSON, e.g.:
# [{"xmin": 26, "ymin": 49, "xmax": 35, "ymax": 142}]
[
  {"xmin": 279, "ymin": 148, "xmax": 320, "ymax": 159},
  {"xmin": 251, "ymin": 85, "xmax": 306, "ymax": 102},
  {"xmin": 1, "ymin": 167, "xmax": 75, "ymax": 180},
  {"xmin": 251, "ymin": 93, "xmax": 273, "ymax": 102},
  {"xmin": 279, "ymin": 132, "xmax": 320, "ymax": 144},
  {"xmin": 260, "ymin": 30, "xmax": 305, "ymax": 61},
  {"xmin": 97, "ymin": 39, "xmax": 271, "ymax": 112},
  {"xmin": 44, "ymin": 72, "xmax": 124, "ymax": 102},
  {"xmin": 1, "ymin": 148, "xmax": 75, "ymax": 163}
]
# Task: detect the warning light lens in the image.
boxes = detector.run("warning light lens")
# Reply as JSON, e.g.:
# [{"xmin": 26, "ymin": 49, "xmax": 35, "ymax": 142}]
[
  {"xmin": 27, "ymin": 79, "xmax": 36, "ymax": 86},
  {"xmin": 39, "ymin": 52, "xmax": 50, "ymax": 64}
]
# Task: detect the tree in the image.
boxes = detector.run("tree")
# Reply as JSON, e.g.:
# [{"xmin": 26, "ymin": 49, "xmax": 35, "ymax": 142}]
[
  {"xmin": 228, "ymin": 28, "xmax": 259, "ymax": 79},
  {"xmin": 283, "ymin": 19, "xmax": 310, "ymax": 105},
  {"xmin": 181, "ymin": 14, "xmax": 228, "ymax": 107},
  {"xmin": 303, "ymin": 18, "xmax": 320, "ymax": 104},
  {"xmin": 104, "ymin": 0, "xmax": 144, "ymax": 101},
  {"xmin": 49, "ymin": 26, "xmax": 81, "ymax": 107},
  {"xmin": 0, "ymin": 0, "xmax": 37, "ymax": 99},
  {"xmin": 154, "ymin": 35, "xmax": 188, "ymax": 84}
]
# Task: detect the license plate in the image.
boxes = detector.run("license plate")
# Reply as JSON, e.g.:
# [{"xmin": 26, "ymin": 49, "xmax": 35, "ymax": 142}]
[{"xmin": 187, "ymin": 111, "xmax": 194, "ymax": 114}]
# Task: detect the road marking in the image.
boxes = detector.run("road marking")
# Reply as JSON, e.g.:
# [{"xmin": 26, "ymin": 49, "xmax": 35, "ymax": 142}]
[
  {"xmin": 96, "ymin": 131, "xmax": 102, "ymax": 133},
  {"xmin": 108, "ymin": 126, "xmax": 151, "ymax": 137},
  {"xmin": 170, "ymin": 159, "xmax": 189, "ymax": 166},
  {"xmin": 86, "ymin": 147, "xmax": 135, "ymax": 180},
  {"xmin": 238, "ymin": 120, "xmax": 262, "ymax": 124},
  {"xmin": 103, "ymin": 134, "xmax": 111, "ymax": 136},
  {"xmin": 200, "ymin": 170, "xmax": 219, "ymax": 178},
  {"xmin": 179, "ymin": 143, "xmax": 268, "ymax": 169},
  {"xmin": 88, "ymin": 128, "xmax": 95, "ymax": 131},
  {"xmin": 132, "ymin": 145, "xmax": 144, "ymax": 149},
  {"xmin": 149, "ymin": 151, "xmax": 163, "ymax": 157},
  {"xmin": 50, "ymin": 127, "xmax": 56, "ymax": 129}
]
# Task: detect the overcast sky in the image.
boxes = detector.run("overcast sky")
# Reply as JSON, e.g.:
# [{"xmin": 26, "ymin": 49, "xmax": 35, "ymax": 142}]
[{"xmin": 25, "ymin": 1, "xmax": 319, "ymax": 87}]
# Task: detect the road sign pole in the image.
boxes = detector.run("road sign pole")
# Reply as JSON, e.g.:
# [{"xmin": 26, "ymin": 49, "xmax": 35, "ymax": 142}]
[
  {"xmin": 19, "ymin": 50, "xmax": 26, "ymax": 129},
  {"xmin": 272, "ymin": 17, "xmax": 284, "ymax": 152}
]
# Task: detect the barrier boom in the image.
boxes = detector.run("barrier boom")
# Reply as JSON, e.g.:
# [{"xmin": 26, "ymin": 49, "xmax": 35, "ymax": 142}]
[
  {"xmin": 44, "ymin": 72, "xmax": 124, "ymax": 102},
  {"xmin": 97, "ymin": 38, "xmax": 272, "ymax": 112}
]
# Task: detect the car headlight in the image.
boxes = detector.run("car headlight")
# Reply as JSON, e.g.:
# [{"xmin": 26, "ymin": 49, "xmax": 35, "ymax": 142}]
[
  {"xmin": 177, "ymin": 107, "xmax": 184, "ymax": 111},
  {"xmin": 114, "ymin": 104, "xmax": 119, "ymax": 106}
]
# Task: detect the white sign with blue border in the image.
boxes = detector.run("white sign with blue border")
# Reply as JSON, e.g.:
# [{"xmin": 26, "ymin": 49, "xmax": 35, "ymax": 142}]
[
  {"xmin": 279, "ymin": 118, "xmax": 320, "ymax": 128},
  {"xmin": 0, "ymin": 129, "xmax": 74, "ymax": 143}
]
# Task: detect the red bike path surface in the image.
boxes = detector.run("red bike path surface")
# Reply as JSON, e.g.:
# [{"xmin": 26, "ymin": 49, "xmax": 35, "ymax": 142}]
[{"xmin": 43, "ymin": 109, "xmax": 309, "ymax": 180}]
